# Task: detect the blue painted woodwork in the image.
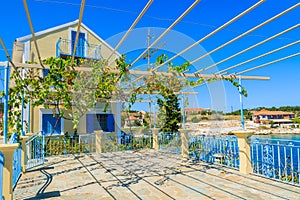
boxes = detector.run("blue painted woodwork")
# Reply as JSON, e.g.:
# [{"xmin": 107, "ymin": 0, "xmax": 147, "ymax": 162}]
[
  {"xmin": 71, "ymin": 31, "xmax": 85, "ymax": 58},
  {"xmin": 0, "ymin": 152, "xmax": 4, "ymax": 199},
  {"xmin": 42, "ymin": 114, "xmax": 61, "ymax": 134},
  {"xmin": 86, "ymin": 114, "xmax": 115, "ymax": 133}
]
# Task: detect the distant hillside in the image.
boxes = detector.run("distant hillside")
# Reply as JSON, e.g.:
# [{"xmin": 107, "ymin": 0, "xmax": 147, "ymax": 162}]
[{"xmin": 227, "ymin": 106, "xmax": 300, "ymax": 117}]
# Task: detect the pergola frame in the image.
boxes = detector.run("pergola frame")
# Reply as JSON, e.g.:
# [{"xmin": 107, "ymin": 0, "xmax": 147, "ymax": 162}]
[{"xmin": 1, "ymin": 0, "xmax": 299, "ymax": 142}]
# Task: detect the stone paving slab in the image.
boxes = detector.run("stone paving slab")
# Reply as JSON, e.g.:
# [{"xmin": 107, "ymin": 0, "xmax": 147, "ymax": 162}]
[{"xmin": 14, "ymin": 150, "xmax": 300, "ymax": 200}]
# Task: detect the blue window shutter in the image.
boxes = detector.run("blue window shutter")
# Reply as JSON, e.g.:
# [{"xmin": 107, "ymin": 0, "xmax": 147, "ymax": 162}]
[
  {"xmin": 71, "ymin": 31, "xmax": 85, "ymax": 58},
  {"xmin": 107, "ymin": 114, "xmax": 115, "ymax": 132},
  {"xmin": 42, "ymin": 114, "xmax": 61, "ymax": 134},
  {"xmin": 86, "ymin": 114, "xmax": 94, "ymax": 133}
]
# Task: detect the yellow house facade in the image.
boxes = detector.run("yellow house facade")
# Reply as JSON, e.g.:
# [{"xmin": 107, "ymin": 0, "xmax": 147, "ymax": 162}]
[{"xmin": 11, "ymin": 20, "xmax": 121, "ymax": 136}]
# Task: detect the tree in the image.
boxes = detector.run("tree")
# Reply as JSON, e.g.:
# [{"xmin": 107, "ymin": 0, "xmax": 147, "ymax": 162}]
[{"xmin": 157, "ymin": 93, "xmax": 182, "ymax": 133}]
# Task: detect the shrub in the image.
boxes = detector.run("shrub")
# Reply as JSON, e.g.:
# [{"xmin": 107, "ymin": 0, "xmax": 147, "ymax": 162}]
[{"xmin": 191, "ymin": 117, "xmax": 200, "ymax": 123}]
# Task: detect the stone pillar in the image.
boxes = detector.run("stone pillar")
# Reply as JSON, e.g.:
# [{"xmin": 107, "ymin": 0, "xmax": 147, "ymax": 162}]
[
  {"xmin": 232, "ymin": 130, "xmax": 253, "ymax": 175},
  {"xmin": 20, "ymin": 135, "xmax": 30, "ymax": 172},
  {"xmin": 0, "ymin": 143, "xmax": 20, "ymax": 200},
  {"xmin": 179, "ymin": 129, "xmax": 189, "ymax": 158},
  {"xmin": 95, "ymin": 130, "xmax": 103, "ymax": 154},
  {"xmin": 151, "ymin": 128, "xmax": 160, "ymax": 150}
]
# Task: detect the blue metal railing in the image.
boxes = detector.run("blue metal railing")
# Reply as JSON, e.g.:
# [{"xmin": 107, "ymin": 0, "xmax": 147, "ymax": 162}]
[
  {"xmin": 0, "ymin": 152, "xmax": 4, "ymax": 199},
  {"xmin": 45, "ymin": 134, "xmax": 94, "ymax": 156},
  {"xmin": 101, "ymin": 131, "xmax": 152, "ymax": 153},
  {"xmin": 9, "ymin": 133, "xmax": 22, "ymax": 189},
  {"xmin": 158, "ymin": 132, "xmax": 181, "ymax": 154},
  {"xmin": 56, "ymin": 38, "xmax": 102, "ymax": 60},
  {"xmin": 188, "ymin": 134, "xmax": 239, "ymax": 169},
  {"xmin": 251, "ymin": 138, "xmax": 300, "ymax": 186},
  {"xmin": 26, "ymin": 131, "xmax": 45, "ymax": 170}
]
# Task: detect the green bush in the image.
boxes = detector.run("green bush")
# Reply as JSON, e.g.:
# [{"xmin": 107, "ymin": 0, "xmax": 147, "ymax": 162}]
[{"xmin": 191, "ymin": 117, "xmax": 200, "ymax": 123}]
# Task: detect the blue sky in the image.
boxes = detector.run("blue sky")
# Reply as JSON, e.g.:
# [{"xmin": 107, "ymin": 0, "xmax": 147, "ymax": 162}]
[{"xmin": 0, "ymin": 0, "xmax": 299, "ymax": 112}]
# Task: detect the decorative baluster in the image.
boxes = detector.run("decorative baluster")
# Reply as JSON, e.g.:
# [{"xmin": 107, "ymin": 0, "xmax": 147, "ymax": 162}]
[
  {"xmin": 284, "ymin": 146, "xmax": 287, "ymax": 183},
  {"xmin": 277, "ymin": 141, "xmax": 281, "ymax": 180}
]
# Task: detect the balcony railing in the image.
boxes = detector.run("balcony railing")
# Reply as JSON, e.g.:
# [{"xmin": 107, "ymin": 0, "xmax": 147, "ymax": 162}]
[
  {"xmin": 56, "ymin": 38, "xmax": 102, "ymax": 60},
  {"xmin": 251, "ymin": 138, "xmax": 300, "ymax": 186}
]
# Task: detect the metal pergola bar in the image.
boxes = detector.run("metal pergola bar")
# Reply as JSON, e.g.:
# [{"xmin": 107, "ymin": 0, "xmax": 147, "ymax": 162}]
[
  {"xmin": 71, "ymin": 0, "xmax": 86, "ymax": 64},
  {"xmin": 133, "ymin": 0, "xmax": 265, "ymax": 83},
  {"xmin": 192, "ymin": 3, "xmax": 299, "ymax": 72},
  {"xmin": 236, "ymin": 52, "xmax": 300, "ymax": 75},
  {"xmin": 107, "ymin": 0, "xmax": 154, "ymax": 61},
  {"xmin": 12, "ymin": 62, "xmax": 270, "ymax": 81},
  {"xmin": 129, "ymin": 0, "xmax": 201, "ymax": 68},
  {"xmin": 216, "ymin": 40, "xmax": 300, "ymax": 75},
  {"xmin": 198, "ymin": 24, "xmax": 300, "ymax": 73}
]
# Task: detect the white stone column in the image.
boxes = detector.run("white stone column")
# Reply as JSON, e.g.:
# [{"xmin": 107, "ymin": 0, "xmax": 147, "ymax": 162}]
[{"xmin": 232, "ymin": 130, "xmax": 253, "ymax": 175}]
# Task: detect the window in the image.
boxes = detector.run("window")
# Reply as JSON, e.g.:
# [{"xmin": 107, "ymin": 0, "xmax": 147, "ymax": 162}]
[{"xmin": 86, "ymin": 114, "xmax": 115, "ymax": 133}]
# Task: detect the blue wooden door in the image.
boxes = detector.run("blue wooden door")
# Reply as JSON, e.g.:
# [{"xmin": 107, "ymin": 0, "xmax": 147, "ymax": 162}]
[
  {"xmin": 71, "ymin": 31, "xmax": 85, "ymax": 57},
  {"xmin": 42, "ymin": 114, "xmax": 61, "ymax": 134}
]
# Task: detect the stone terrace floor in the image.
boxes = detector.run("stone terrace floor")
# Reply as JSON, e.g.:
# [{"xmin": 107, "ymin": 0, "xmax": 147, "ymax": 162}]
[{"xmin": 14, "ymin": 150, "xmax": 300, "ymax": 200}]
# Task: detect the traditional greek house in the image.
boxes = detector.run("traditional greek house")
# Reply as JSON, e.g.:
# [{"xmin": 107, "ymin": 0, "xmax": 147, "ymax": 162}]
[
  {"xmin": 11, "ymin": 20, "xmax": 121, "ymax": 136},
  {"xmin": 252, "ymin": 109, "xmax": 295, "ymax": 125}
]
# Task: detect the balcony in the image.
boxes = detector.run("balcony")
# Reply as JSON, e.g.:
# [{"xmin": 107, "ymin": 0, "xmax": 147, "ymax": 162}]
[{"xmin": 56, "ymin": 38, "xmax": 102, "ymax": 60}]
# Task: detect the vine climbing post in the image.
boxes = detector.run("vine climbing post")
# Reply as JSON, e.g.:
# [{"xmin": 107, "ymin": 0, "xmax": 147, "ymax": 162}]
[
  {"xmin": 181, "ymin": 93, "xmax": 186, "ymax": 129},
  {"xmin": 3, "ymin": 62, "xmax": 10, "ymax": 144},
  {"xmin": 21, "ymin": 93, "xmax": 25, "ymax": 136},
  {"xmin": 239, "ymin": 76, "xmax": 245, "ymax": 131}
]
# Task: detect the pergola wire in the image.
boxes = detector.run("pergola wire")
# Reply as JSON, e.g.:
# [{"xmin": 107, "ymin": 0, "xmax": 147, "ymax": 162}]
[
  {"xmin": 198, "ymin": 23, "xmax": 300, "ymax": 73},
  {"xmin": 71, "ymin": 0, "xmax": 86, "ymax": 66},
  {"xmin": 129, "ymin": 0, "xmax": 201, "ymax": 68},
  {"xmin": 107, "ymin": 0, "xmax": 154, "ymax": 62},
  {"xmin": 192, "ymin": 3, "xmax": 299, "ymax": 72},
  {"xmin": 216, "ymin": 40, "xmax": 300, "ymax": 75},
  {"xmin": 22, "ymin": 0, "xmax": 44, "ymax": 68},
  {"xmin": 133, "ymin": 0, "xmax": 265, "ymax": 83},
  {"xmin": 236, "ymin": 52, "xmax": 300, "ymax": 75}
]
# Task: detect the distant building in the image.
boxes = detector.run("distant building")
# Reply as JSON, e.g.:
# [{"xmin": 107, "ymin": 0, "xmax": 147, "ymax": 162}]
[{"xmin": 253, "ymin": 109, "xmax": 295, "ymax": 125}]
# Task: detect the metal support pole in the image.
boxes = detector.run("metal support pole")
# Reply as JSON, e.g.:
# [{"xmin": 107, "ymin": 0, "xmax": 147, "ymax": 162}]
[
  {"xmin": 21, "ymin": 93, "xmax": 25, "ymax": 136},
  {"xmin": 239, "ymin": 76, "xmax": 245, "ymax": 130},
  {"xmin": 154, "ymin": 102, "xmax": 156, "ymax": 129},
  {"xmin": 182, "ymin": 94, "xmax": 186, "ymax": 129},
  {"xmin": 27, "ymin": 101, "xmax": 31, "ymax": 133},
  {"xmin": 3, "ymin": 62, "xmax": 10, "ymax": 144}
]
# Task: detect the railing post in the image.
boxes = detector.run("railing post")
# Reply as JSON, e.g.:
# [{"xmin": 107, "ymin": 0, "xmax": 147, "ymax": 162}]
[
  {"xmin": 232, "ymin": 130, "xmax": 253, "ymax": 175},
  {"xmin": 95, "ymin": 130, "xmax": 103, "ymax": 154},
  {"xmin": 151, "ymin": 128, "xmax": 160, "ymax": 150},
  {"xmin": 179, "ymin": 129, "xmax": 189, "ymax": 158},
  {"xmin": 20, "ymin": 135, "xmax": 30, "ymax": 172},
  {"xmin": 0, "ymin": 143, "xmax": 19, "ymax": 200}
]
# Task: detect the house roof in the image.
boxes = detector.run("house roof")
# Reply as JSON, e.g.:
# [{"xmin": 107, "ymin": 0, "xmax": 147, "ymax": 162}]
[
  {"xmin": 253, "ymin": 109, "xmax": 294, "ymax": 116},
  {"xmin": 125, "ymin": 116, "xmax": 139, "ymax": 121},
  {"xmin": 15, "ymin": 19, "xmax": 120, "ymax": 57}
]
